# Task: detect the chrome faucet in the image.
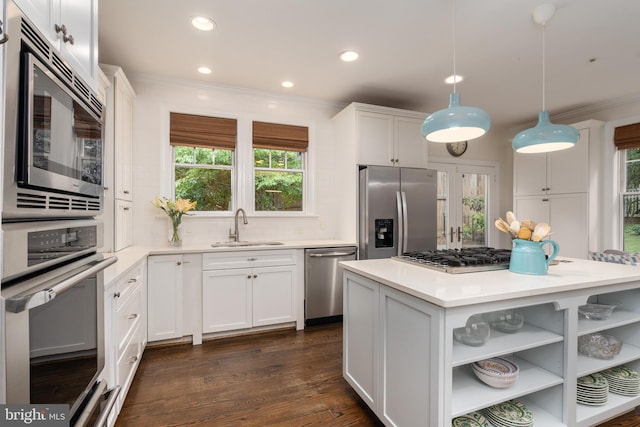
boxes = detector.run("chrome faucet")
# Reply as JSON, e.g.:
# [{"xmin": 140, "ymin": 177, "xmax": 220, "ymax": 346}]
[{"xmin": 229, "ymin": 208, "xmax": 248, "ymax": 242}]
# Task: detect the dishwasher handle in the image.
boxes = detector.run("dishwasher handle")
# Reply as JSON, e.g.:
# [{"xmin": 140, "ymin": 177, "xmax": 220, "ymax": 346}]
[{"xmin": 307, "ymin": 250, "xmax": 357, "ymax": 258}]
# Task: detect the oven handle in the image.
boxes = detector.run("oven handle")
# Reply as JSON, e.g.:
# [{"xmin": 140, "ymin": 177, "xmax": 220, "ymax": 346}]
[{"xmin": 5, "ymin": 255, "xmax": 117, "ymax": 313}]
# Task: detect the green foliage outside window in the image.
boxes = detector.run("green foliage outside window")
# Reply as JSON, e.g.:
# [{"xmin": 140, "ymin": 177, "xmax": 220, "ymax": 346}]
[
  {"xmin": 254, "ymin": 149, "xmax": 303, "ymax": 211},
  {"xmin": 174, "ymin": 146, "xmax": 232, "ymax": 211}
]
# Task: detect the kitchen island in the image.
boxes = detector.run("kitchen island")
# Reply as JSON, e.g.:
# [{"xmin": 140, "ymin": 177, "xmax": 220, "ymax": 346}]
[{"xmin": 340, "ymin": 257, "xmax": 640, "ymax": 427}]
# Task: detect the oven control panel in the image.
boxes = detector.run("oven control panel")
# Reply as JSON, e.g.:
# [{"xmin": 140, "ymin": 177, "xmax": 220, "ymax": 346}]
[{"xmin": 28, "ymin": 225, "xmax": 98, "ymax": 266}]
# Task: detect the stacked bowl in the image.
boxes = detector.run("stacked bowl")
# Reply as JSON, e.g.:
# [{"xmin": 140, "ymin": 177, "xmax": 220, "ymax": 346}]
[{"xmin": 472, "ymin": 357, "xmax": 519, "ymax": 388}]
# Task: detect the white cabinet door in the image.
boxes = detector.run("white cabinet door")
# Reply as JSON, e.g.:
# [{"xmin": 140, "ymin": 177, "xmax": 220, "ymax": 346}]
[
  {"xmin": 114, "ymin": 199, "xmax": 132, "ymax": 251},
  {"xmin": 514, "ymin": 128, "xmax": 589, "ymax": 196},
  {"xmin": 395, "ymin": 116, "xmax": 427, "ymax": 168},
  {"xmin": 513, "ymin": 152, "xmax": 547, "ymax": 196},
  {"xmin": 57, "ymin": 0, "xmax": 98, "ymax": 90},
  {"xmin": 252, "ymin": 265, "xmax": 295, "ymax": 327},
  {"xmin": 548, "ymin": 193, "xmax": 589, "ymax": 259},
  {"xmin": 13, "ymin": 0, "xmax": 57, "ymax": 45},
  {"xmin": 202, "ymin": 268, "xmax": 252, "ymax": 333},
  {"xmin": 14, "ymin": 0, "xmax": 98, "ymax": 89},
  {"xmin": 514, "ymin": 193, "xmax": 588, "ymax": 259},
  {"xmin": 343, "ymin": 271, "xmax": 379, "ymax": 409},
  {"xmin": 380, "ymin": 286, "xmax": 440, "ymax": 427},
  {"xmin": 147, "ymin": 255, "xmax": 183, "ymax": 342},
  {"xmin": 114, "ymin": 74, "xmax": 134, "ymax": 201},
  {"xmin": 357, "ymin": 111, "xmax": 394, "ymax": 166}
]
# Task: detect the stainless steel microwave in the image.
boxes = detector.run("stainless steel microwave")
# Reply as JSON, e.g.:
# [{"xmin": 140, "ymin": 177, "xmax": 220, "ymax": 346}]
[{"xmin": 3, "ymin": 1, "xmax": 105, "ymax": 220}]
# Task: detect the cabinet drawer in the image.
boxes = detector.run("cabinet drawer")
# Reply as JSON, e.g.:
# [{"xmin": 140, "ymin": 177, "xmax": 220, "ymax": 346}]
[
  {"xmin": 115, "ymin": 263, "xmax": 144, "ymax": 302},
  {"xmin": 117, "ymin": 323, "xmax": 143, "ymax": 404},
  {"xmin": 116, "ymin": 284, "xmax": 142, "ymax": 354},
  {"xmin": 203, "ymin": 250, "xmax": 295, "ymax": 270}
]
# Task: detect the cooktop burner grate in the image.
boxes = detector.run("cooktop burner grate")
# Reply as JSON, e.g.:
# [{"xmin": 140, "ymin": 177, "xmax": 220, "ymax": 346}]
[{"xmin": 392, "ymin": 247, "xmax": 512, "ymax": 274}]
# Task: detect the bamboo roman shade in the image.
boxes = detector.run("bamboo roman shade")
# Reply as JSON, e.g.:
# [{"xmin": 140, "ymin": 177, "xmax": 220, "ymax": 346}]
[
  {"xmin": 614, "ymin": 122, "xmax": 640, "ymax": 150},
  {"xmin": 170, "ymin": 112, "xmax": 237, "ymax": 150},
  {"xmin": 252, "ymin": 121, "xmax": 308, "ymax": 152}
]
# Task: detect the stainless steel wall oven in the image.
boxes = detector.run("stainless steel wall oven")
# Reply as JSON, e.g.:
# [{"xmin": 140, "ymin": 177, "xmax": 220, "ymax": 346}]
[
  {"xmin": 2, "ymin": 220, "xmax": 118, "ymax": 426},
  {"xmin": 3, "ymin": 0, "xmax": 104, "ymax": 221}
]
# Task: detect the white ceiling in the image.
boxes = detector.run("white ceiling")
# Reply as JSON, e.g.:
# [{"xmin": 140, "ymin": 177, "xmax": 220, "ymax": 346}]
[{"xmin": 98, "ymin": 0, "xmax": 640, "ymax": 129}]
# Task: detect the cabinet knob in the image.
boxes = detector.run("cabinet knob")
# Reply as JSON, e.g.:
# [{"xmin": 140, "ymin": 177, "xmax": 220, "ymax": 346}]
[
  {"xmin": 542, "ymin": 198, "xmax": 549, "ymax": 202},
  {"xmin": 128, "ymin": 278, "xmax": 137, "ymax": 283},
  {"xmin": 177, "ymin": 261, "xmax": 182, "ymax": 265},
  {"xmin": 247, "ymin": 275, "xmax": 252, "ymax": 279},
  {"xmin": 114, "ymin": 292, "xmax": 121, "ymax": 298},
  {"xmin": 54, "ymin": 23, "xmax": 67, "ymax": 35},
  {"xmin": 124, "ymin": 190, "xmax": 130, "ymax": 194},
  {"xmin": 128, "ymin": 313, "xmax": 138, "ymax": 320},
  {"xmin": 253, "ymin": 274, "xmax": 258, "ymax": 278}
]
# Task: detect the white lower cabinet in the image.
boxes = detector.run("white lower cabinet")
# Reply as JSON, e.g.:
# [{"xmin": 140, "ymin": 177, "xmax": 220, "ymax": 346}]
[
  {"xmin": 202, "ymin": 250, "xmax": 297, "ymax": 334},
  {"xmin": 344, "ymin": 270, "xmax": 640, "ymax": 427},
  {"xmin": 147, "ymin": 254, "xmax": 183, "ymax": 342},
  {"xmin": 104, "ymin": 259, "xmax": 146, "ymax": 424}
]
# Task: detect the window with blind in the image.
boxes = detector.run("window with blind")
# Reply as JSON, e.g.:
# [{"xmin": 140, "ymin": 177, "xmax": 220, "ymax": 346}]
[
  {"xmin": 170, "ymin": 112, "xmax": 236, "ymax": 211},
  {"xmin": 615, "ymin": 122, "xmax": 640, "ymax": 251},
  {"xmin": 253, "ymin": 121, "xmax": 308, "ymax": 212}
]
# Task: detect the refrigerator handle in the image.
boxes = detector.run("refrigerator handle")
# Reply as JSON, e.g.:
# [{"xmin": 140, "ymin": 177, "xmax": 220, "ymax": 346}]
[
  {"xmin": 401, "ymin": 191, "xmax": 409, "ymax": 253},
  {"xmin": 396, "ymin": 191, "xmax": 404, "ymax": 256}
]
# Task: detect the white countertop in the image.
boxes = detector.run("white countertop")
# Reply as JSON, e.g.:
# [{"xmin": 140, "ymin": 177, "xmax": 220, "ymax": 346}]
[
  {"xmin": 103, "ymin": 240, "xmax": 356, "ymax": 284},
  {"xmin": 340, "ymin": 257, "xmax": 640, "ymax": 308}
]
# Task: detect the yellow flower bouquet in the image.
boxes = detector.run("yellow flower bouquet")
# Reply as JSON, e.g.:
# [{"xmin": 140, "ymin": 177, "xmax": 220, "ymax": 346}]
[{"xmin": 152, "ymin": 197, "xmax": 197, "ymax": 246}]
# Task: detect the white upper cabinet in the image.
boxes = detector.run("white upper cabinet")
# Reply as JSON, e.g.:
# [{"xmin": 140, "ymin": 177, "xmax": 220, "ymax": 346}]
[
  {"xmin": 14, "ymin": 0, "xmax": 98, "ymax": 90},
  {"xmin": 333, "ymin": 102, "xmax": 429, "ymax": 168},
  {"xmin": 514, "ymin": 128, "xmax": 590, "ymax": 196}
]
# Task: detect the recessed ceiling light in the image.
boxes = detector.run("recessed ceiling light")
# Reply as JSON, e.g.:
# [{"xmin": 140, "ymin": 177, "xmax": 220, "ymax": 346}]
[
  {"xmin": 198, "ymin": 66, "xmax": 212, "ymax": 75},
  {"xmin": 281, "ymin": 81, "xmax": 294, "ymax": 88},
  {"xmin": 339, "ymin": 50, "xmax": 359, "ymax": 62},
  {"xmin": 191, "ymin": 16, "xmax": 216, "ymax": 31},
  {"xmin": 445, "ymin": 74, "xmax": 463, "ymax": 84}
]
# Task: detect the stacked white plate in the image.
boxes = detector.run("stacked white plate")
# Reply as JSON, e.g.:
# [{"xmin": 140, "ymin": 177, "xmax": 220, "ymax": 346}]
[
  {"xmin": 472, "ymin": 357, "xmax": 519, "ymax": 388},
  {"xmin": 577, "ymin": 373, "xmax": 608, "ymax": 406},
  {"xmin": 483, "ymin": 400, "xmax": 533, "ymax": 427},
  {"xmin": 452, "ymin": 411, "xmax": 488, "ymax": 427},
  {"xmin": 601, "ymin": 366, "xmax": 640, "ymax": 396}
]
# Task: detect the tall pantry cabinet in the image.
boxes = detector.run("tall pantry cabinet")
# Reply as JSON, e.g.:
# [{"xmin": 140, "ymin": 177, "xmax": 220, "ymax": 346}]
[
  {"xmin": 99, "ymin": 65, "xmax": 135, "ymax": 252},
  {"xmin": 513, "ymin": 120, "xmax": 604, "ymax": 258}
]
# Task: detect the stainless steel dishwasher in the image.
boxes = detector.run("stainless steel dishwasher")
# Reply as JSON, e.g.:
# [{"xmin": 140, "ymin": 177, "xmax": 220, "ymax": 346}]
[{"xmin": 304, "ymin": 246, "xmax": 357, "ymax": 325}]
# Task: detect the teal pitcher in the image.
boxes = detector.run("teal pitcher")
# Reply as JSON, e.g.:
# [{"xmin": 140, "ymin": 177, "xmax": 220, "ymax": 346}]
[{"xmin": 509, "ymin": 238, "xmax": 559, "ymax": 275}]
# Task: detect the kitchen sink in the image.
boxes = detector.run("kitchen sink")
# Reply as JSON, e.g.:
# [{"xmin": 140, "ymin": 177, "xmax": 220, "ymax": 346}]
[{"xmin": 210, "ymin": 241, "xmax": 285, "ymax": 248}]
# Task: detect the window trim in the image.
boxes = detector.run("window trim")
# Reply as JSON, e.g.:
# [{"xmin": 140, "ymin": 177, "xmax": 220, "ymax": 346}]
[
  {"xmin": 603, "ymin": 115, "xmax": 640, "ymax": 250},
  {"xmin": 162, "ymin": 107, "xmax": 315, "ymax": 218}
]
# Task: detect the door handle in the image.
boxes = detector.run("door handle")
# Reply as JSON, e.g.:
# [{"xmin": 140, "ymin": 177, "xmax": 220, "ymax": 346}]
[
  {"xmin": 450, "ymin": 226, "xmax": 454, "ymax": 243},
  {"xmin": 457, "ymin": 226, "xmax": 462, "ymax": 242}
]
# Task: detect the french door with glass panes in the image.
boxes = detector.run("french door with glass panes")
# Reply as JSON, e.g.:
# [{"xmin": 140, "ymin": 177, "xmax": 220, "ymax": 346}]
[{"xmin": 431, "ymin": 162, "xmax": 496, "ymax": 250}]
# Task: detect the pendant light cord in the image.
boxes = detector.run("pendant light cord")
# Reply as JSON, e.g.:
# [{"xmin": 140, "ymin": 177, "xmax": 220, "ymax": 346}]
[
  {"xmin": 542, "ymin": 22, "xmax": 546, "ymax": 112},
  {"xmin": 452, "ymin": 0, "xmax": 457, "ymax": 94}
]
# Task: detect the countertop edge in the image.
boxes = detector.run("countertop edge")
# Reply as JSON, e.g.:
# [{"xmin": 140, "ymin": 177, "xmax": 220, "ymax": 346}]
[{"xmin": 341, "ymin": 258, "xmax": 640, "ymax": 308}]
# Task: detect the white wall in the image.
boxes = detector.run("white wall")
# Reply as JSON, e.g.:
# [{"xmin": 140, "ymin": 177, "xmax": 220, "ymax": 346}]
[
  {"xmin": 129, "ymin": 75, "xmax": 347, "ymax": 246},
  {"xmin": 127, "ymin": 74, "xmax": 517, "ymax": 248}
]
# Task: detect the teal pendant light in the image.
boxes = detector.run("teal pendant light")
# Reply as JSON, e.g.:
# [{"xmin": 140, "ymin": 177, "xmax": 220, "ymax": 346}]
[
  {"xmin": 512, "ymin": 4, "xmax": 579, "ymax": 154},
  {"xmin": 422, "ymin": 0, "xmax": 491, "ymax": 143}
]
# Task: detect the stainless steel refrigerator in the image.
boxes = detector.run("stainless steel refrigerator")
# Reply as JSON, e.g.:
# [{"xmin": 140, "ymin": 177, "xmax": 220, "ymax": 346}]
[{"xmin": 359, "ymin": 166, "xmax": 437, "ymax": 259}]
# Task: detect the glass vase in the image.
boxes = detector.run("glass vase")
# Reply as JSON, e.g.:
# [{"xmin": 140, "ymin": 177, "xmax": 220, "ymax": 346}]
[{"xmin": 169, "ymin": 224, "xmax": 182, "ymax": 247}]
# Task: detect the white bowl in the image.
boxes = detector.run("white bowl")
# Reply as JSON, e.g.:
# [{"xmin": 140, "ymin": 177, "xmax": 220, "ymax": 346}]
[{"xmin": 472, "ymin": 357, "xmax": 519, "ymax": 388}]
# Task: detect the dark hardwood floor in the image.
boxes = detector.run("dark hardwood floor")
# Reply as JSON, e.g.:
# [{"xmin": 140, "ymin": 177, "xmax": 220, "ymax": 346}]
[{"xmin": 116, "ymin": 323, "xmax": 640, "ymax": 427}]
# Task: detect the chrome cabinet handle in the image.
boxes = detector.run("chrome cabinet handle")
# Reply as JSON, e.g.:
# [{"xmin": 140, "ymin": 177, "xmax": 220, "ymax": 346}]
[
  {"xmin": 128, "ymin": 278, "xmax": 137, "ymax": 283},
  {"xmin": 114, "ymin": 292, "xmax": 121, "ymax": 299},
  {"xmin": 123, "ymin": 190, "xmax": 130, "ymax": 194},
  {"xmin": 0, "ymin": 20, "xmax": 8, "ymax": 44},
  {"xmin": 247, "ymin": 258, "xmax": 258, "ymax": 262},
  {"xmin": 130, "ymin": 355, "xmax": 138, "ymax": 364},
  {"xmin": 128, "ymin": 313, "xmax": 138, "ymax": 320}
]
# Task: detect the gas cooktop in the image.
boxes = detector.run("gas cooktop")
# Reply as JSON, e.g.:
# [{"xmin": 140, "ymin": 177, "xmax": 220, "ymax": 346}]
[{"xmin": 392, "ymin": 247, "xmax": 512, "ymax": 274}]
